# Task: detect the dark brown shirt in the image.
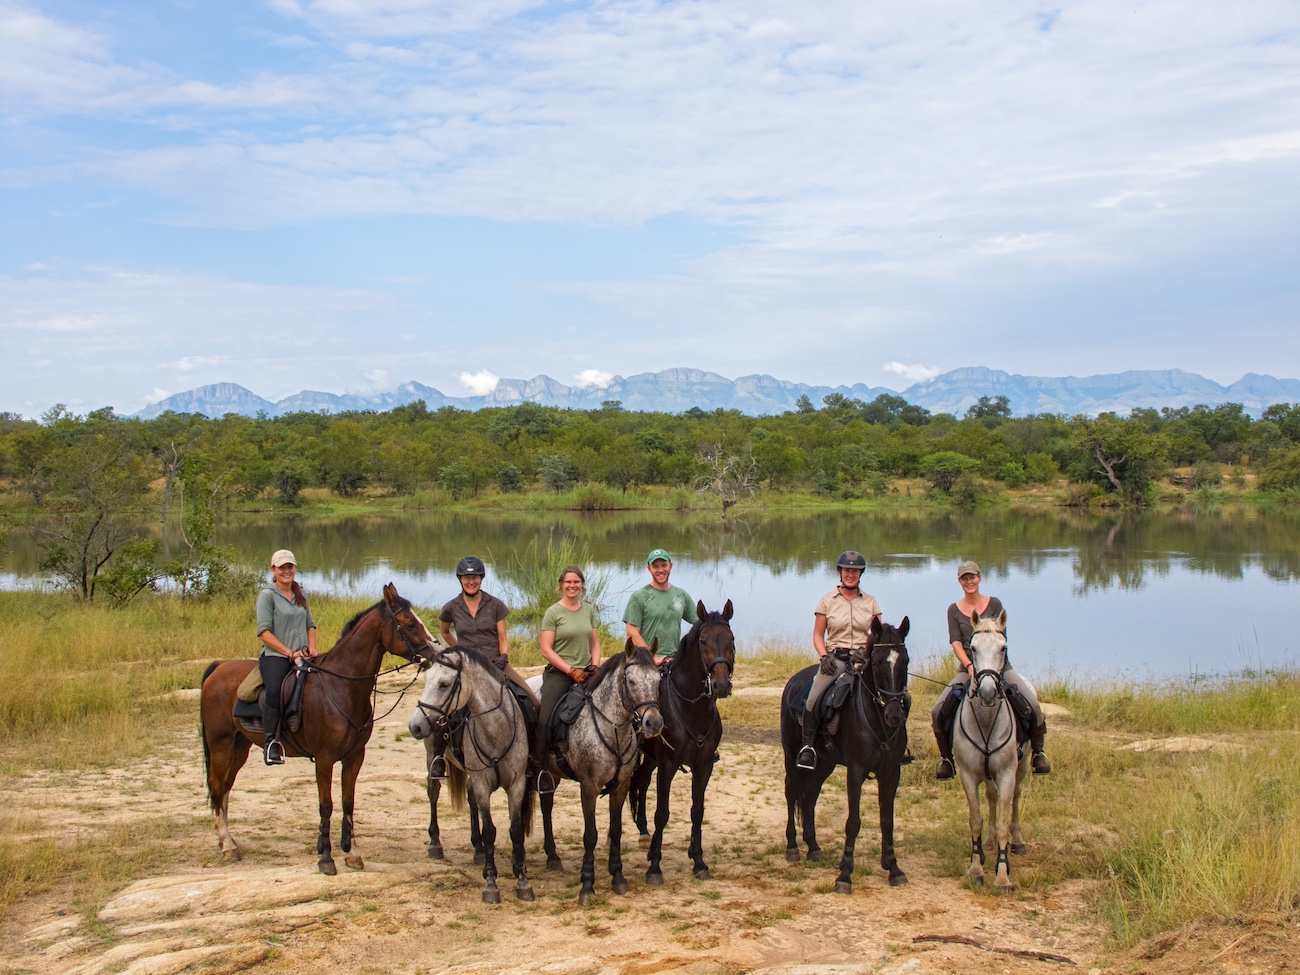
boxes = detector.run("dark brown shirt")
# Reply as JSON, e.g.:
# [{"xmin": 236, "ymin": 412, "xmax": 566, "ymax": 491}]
[
  {"xmin": 439, "ymin": 591, "xmax": 509, "ymax": 653},
  {"xmin": 946, "ymin": 596, "xmax": 1010, "ymax": 666}
]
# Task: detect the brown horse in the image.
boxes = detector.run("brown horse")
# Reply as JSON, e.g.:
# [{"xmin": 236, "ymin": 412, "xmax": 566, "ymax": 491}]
[{"xmin": 200, "ymin": 583, "xmax": 431, "ymax": 874}]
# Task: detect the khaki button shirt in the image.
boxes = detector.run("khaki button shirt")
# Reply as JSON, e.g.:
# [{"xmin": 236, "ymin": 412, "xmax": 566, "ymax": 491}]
[{"xmin": 814, "ymin": 588, "xmax": 882, "ymax": 649}]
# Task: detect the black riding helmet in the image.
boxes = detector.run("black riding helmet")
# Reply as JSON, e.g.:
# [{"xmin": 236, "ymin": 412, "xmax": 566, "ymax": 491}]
[
  {"xmin": 455, "ymin": 555, "xmax": 487, "ymax": 578},
  {"xmin": 836, "ymin": 551, "xmax": 866, "ymax": 571}
]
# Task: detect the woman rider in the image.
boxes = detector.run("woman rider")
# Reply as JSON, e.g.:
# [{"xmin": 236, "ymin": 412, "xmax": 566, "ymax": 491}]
[
  {"xmin": 427, "ymin": 555, "xmax": 537, "ymax": 779},
  {"xmin": 255, "ymin": 549, "xmax": 317, "ymax": 766},
  {"xmin": 931, "ymin": 560, "xmax": 1051, "ymax": 780},
  {"xmin": 796, "ymin": 551, "xmax": 882, "ymax": 770}
]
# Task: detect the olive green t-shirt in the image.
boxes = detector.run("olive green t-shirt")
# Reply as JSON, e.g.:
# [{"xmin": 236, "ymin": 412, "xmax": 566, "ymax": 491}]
[
  {"xmin": 622, "ymin": 584, "xmax": 697, "ymax": 658},
  {"xmin": 541, "ymin": 600, "xmax": 600, "ymax": 668}
]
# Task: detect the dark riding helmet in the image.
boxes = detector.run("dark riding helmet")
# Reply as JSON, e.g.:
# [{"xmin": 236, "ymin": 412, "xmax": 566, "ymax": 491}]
[
  {"xmin": 455, "ymin": 555, "xmax": 487, "ymax": 578},
  {"xmin": 836, "ymin": 551, "xmax": 866, "ymax": 571}
]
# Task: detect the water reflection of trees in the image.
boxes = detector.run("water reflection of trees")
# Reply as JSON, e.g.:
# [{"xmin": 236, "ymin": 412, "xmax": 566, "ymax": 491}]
[{"xmin": 6, "ymin": 506, "xmax": 1300, "ymax": 592}]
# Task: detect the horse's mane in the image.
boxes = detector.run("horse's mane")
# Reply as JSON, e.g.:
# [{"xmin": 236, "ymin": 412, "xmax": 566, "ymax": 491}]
[
  {"xmin": 339, "ymin": 601, "xmax": 384, "ymax": 640},
  {"xmin": 450, "ymin": 645, "xmax": 509, "ymax": 687},
  {"xmin": 581, "ymin": 651, "xmax": 625, "ymax": 694}
]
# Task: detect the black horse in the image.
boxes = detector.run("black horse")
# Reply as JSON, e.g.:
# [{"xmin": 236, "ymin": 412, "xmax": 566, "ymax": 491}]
[
  {"xmin": 629, "ymin": 600, "xmax": 736, "ymax": 882},
  {"xmin": 780, "ymin": 616, "xmax": 911, "ymax": 893}
]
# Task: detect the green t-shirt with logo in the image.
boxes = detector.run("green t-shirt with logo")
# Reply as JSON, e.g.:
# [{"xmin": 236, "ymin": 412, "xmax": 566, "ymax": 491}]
[{"xmin": 622, "ymin": 584, "xmax": 697, "ymax": 658}]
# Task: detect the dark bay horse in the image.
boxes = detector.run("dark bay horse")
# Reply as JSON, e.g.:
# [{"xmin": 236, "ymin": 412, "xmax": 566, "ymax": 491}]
[
  {"xmin": 540, "ymin": 642, "xmax": 664, "ymax": 905},
  {"xmin": 200, "ymin": 583, "xmax": 431, "ymax": 874},
  {"xmin": 408, "ymin": 646, "xmax": 535, "ymax": 904},
  {"xmin": 629, "ymin": 599, "xmax": 735, "ymax": 883},
  {"xmin": 780, "ymin": 616, "xmax": 911, "ymax": 893}
]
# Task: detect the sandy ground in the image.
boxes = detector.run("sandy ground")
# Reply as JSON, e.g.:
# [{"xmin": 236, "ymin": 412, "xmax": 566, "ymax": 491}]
[{"xmin": 1, "ymin": 676, "xmax": 1290, "ymax": 975}]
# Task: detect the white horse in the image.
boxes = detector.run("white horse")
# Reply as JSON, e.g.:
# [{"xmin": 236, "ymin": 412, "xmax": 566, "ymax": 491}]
[{"xmin": 952, "ymin": 610, "xmax": 1030, "ymax": 891}]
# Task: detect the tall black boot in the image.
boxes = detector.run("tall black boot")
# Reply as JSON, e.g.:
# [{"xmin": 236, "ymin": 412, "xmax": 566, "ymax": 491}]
[
  {"xmin": 933, "ymin": 724, "xmax": 954, "ymax": 780},
  {"xmin": 796, "ymin": 713, "xmax": 818, "ymax": 770},
  {"xmin": 261, "ymin": 704, "xmax": 284, "ymax": 765},
  {"xmin": 1030, "ymin": 723, "xmax": 1052, "ymax": 775},
  {"xmin": 427, "ymin": 728, "xmax": 448, "ymax": 780}
]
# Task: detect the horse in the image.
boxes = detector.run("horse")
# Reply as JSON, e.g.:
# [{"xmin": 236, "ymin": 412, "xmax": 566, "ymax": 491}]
[
  {"xmin": 629, "ymin": 600, "xmax": 736, "ymax": 883},
  {"xmin": 952, "ymin": 609, "xmax": 1029, "ymax": 891},
  {"xmin": 539, "ymin": 641, "xmax": 665, "ymax": 905},
  {"xmin": 408, "ymin": 646, "xmax": 535, "ymax": 904},
  {"xmin": 780, "ymin": 616, "xmax": 911, "ymax": 893},
  {"xmin": 200, "ymin": 583, "xmax": 431, "ymax": 874}
]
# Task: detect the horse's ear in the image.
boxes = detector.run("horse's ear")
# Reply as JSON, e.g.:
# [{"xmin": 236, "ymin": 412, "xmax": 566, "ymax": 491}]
[
  {"xmin": 997, "ymin": 609, "xmax": 1007, "ymax": 629},
  {"xmin": 624, "ymin": 636, "xmax": 636, "ymax": 654},
  {"xmin": 970, "ymin": 610, "xmax": 981, "ymax": 627},
  {"xmin": 897, "ymin": 615, "xmax": 910, "ymax": 639},
  {"xmin": 722, "ymin": 598, "xmax": 733, "ymax": 621},
  {"xmin": 870, "ymin": 615, "xmax": 882, "ymax": 639},
  {"xmin": 383, "ymin": 583, "xmax": 398, "ymax": 607},
  {"xmin": 696, "ymin": 599, "xmax": 707, "ymax": 620}
]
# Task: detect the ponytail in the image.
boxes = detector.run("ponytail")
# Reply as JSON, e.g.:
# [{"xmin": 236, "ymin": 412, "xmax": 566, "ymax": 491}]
[{"xmin": 291, "ymin": 580, "xmax": 307, "ymax": 608}]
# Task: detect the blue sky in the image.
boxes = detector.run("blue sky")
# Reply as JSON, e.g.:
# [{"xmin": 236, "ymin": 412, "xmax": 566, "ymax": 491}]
[{"xmin": 2, "ymin": 0, "xmax": 1298, "ymax": 415}]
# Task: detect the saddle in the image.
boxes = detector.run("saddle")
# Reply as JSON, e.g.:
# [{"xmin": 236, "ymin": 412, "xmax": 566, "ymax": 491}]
[
  {"xmin": 549, "ymin": 685, "xmax": 588, "ymax": 748},
  {"xmin": 232, "ymin": 663, "xmax": 307, "ymax": 735},
  {"xmin": 790, "ymin": 671, "xmax": 855, "ymax": 738}
]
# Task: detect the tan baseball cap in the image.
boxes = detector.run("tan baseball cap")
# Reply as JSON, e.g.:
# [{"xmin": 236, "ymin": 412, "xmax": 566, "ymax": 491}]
[
  {"xmin": 271, "ymin": 549, "xmax": 297, "ymax": 567},
  {"xmin": 957, "ymin": 560, "xmax": 981, "ymax": 578}
]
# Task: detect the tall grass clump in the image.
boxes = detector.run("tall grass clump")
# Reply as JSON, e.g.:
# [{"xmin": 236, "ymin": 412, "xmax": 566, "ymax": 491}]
[
  {"xmin": 1100, "ymin": 739, "xmax": 1300, "ymax": 943},
  {"xmin": 493, "ymin": 534, "xmax": 614, "ymax": 625}
]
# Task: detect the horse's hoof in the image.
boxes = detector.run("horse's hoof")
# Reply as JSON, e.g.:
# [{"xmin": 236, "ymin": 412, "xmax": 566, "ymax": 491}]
[
  {"xmin": 1010, "ymin": 842, "xmax": 1028, "ymax": 855},
  {"xmin": 578, "ymin": 889, "xmax": 594, "ymax": 906},
  {"xmin": 645, "ymin": 869, "xmax": 664, "ymax": 885},
  {"xmin": 344, "ymin": 855, "xmax": 364, "ymax": 871},
  {"xmin": 889, "ymin": 872, "xmax": 909, "ymax": 887},
  {"xmin": 482, "ymin": 887, "xmax": 501, "ymax": 904},
  {"xmin": 222, "ymin": 848, "xmax": 241, "ymax": 862},
  {"xmin": 968, "ymin": 874, "xmax": 984, "ymax": 887},
  {"xmin": 996, "ymin": 882, "xmax": 1014, "ymax": 895},
  {"xmin": 546, "ymin": 857, "xmax": 564, "ymax": 872},
  {"xmin": 784, "ymin": 849, "xmax": 801, "ymax": 864},
  {"xmin": 427, "ymin": 845, "xmax": 444, "ymax": 860},
  {"xmin": 611, "ymin": 879, "xmax": 629, "ymax": 896},
  {"xmin": 693, "ymin": 867, "xmax": 711, "ymax": 881},
  {"xmin": 834, "ymin": 880, "xmax": 853, "ymax": 895},
  {"xmin": 638, "ymin": 834, "xmax": 651, "ymax": 848},
  {"xmin": 516, "ymin": 885, "xmax": 535, "ymax": 902},
  {"xmin": 318, "ymin": 859, "xmax": 337, "ymax": 876},
  {"xmin": 806, "ymin": 849, "xmax": 823, "ymax": 862},
  {"xmin": 473, "ymin": 850, "xmax": 485, "ymax": 866}
]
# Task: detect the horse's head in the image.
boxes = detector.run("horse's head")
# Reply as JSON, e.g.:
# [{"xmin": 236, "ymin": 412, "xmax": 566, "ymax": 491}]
[
  {"xmin": 408, "ymin": 649, "xmax": 467, "ymax": 740},
  {"xmin": 382, "ymin": 583, "xmax": 437, "ymax": 661},
  {"xmin": 865, "ymin": 615, "xmax": 911, "ymax": 728},
  {"xmin": 968, "ymin": 609, "xmax": 1008, "ymax": 705},
  {"xmin": 623, "ymin": 639, "xmax": 665, "ymax": 739},
  {"xmin": 695, "ymin": 598, "xmax": 736, "ymax": 699}
]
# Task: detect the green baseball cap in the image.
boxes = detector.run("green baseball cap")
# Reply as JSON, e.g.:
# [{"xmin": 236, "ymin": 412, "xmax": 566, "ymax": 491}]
[{"xmin": 646, "ymin": 548, "xmax": 672, "ymax": 565}]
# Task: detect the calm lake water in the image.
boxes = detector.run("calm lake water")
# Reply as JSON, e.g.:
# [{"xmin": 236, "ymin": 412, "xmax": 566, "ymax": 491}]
[{"xmin": 6, "ymin": 507, "xmax": 1299, "ymax": 680}]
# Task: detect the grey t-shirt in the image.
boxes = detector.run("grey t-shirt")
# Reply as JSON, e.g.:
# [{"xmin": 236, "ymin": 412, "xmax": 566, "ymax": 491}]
[
  {"xmin": 946, "ymin": 597, "xmax": 1010, "ymax": 666},
  {"xmin": 256, "ymin": 586, "xmax": 316, "ymax": 656}
]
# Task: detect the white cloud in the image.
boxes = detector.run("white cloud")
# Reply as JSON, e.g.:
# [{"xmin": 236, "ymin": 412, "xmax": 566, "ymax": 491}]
[
  {"xmin": 883, "ymin": 362, "xmax": 942, "ymax": 384},
  {"xmin": 141, "ymin": 387, "xmax": 171, "ymax": 405},
  {"xmin": 364, "ymin": 369, "xmax": 389, "ymax": 388},
  {"xmin": 457, "ymin": 369, "xmax": 499, "ymax": 395},
  {"xmin": 573, "ymin": 369, "xmax": 614, "ymax": 389}
]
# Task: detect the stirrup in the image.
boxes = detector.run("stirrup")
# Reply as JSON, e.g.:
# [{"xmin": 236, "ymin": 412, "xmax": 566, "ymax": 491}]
[
  {"xmin": 428, "ymin": 756, "xmax": 448, "ymax": 781},
  {"xmin": 935, "ymin": 757, "xmax": 955, "ymax": 781},
  {"xmin": 901, "ymin": 746, "xmax": 914, "ymax": 766},
  {"xmin": 795, "ymin": 744, "xmax": 817, "ymax": 770},
  {"xmin": 1031, "ymin": 751, "xmax": 1052, "ymax": 776},
  {"xmin": 264, "ymin": 739, "xmax": 285, "ymax": 766}
]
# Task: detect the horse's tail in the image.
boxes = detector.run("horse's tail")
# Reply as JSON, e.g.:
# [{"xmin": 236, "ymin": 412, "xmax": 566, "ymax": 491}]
[
  {"xmin": 199, "ymin": 660, "xmax": 221, "ymax": 812},
  {"xmin": 447, "ymin": 761, "xmax": 468, "ymax": 813}
]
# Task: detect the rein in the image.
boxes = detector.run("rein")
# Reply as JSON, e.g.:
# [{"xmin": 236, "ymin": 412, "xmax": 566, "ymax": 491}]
[
  {"xmin": 855, "ymin": 640, "xmax": 909, "ymax": 756},
  {"xmin": 414, "ymin": 649, "xmax": 521, "ymax": 782},
  {"xmin": 956, "ymin": 656, "xmax": 1015, "ymax": 780}
]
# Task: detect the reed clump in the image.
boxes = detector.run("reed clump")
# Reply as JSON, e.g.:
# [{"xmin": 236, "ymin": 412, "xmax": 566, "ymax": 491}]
[{"xmin": 492, "ymin": 534, "xmax": 614, "ymax": 625}]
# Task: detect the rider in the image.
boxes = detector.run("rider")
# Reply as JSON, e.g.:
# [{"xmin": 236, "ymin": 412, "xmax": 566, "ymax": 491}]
[
  {"xmin": 796, "ymin": 551, "xmax": 881, "ymax": 771},
  {"xmin": 428, "ymin": 556, "xmax": 535, "ymax": 780},
  {"xmin": 531, "ymin": 565, "xmax": 603, "ymax": 778},
  {"xmin": 255, "ymin": 549, "xmax": 318, "ymax": 766},
  {"xmin": 623, "ymin": 548, "xmax": 697, "ymax": 665},
  {"xmin": 931, "ymin": 560, "xmax": 1051, "ymax": 780}
]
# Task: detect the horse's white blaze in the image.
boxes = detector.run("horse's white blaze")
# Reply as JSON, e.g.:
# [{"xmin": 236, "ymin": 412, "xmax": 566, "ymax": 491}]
[{"xmin": 887, "ymin": 649, "xmax": 898, "ymax": 670}]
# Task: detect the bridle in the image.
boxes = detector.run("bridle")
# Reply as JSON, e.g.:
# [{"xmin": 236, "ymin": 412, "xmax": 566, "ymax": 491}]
[
  {"xmin": 856, "ymin": 638, "xmax": 909, "ymax": 755},
  {"xmin": 412, "ymin": 648, "xmax": 520, "ymax": 778},
  {"xmin": 385, "ymin": 601, "xmax": 436, "ymax": 660},
  {"xmin": 669, "ymin": 618, "xmax": 735, "ymax": 704},
  {"xmin": 957, "ymin": 634, "xmax": 1014, "ymax": 779}
]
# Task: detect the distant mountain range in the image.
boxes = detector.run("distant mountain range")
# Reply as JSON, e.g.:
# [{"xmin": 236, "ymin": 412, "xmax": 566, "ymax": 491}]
[{"xmin": 134, "ymin": 367, "xmax": 1300, "ymax": 420}]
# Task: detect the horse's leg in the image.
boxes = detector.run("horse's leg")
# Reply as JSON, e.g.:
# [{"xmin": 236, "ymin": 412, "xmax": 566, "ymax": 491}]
[
  {"xmin": 993, "ymin": 768, "xmax": 1015, "ymax": 892},
  {"xmin": 631, "ymin": 754, "xmax": 654, "ymax": 846},
  {"xmin": 1009, "ymin": 759, "xmax": 1028, "ymax": 855},
  {"xmin": 834, "ymin": 764, "xmax": 865, "ymax": 894},
  {"xmin": 646, "ymin": 758, "xmax": 677, "ymax": 884},
  {"xmin": 783, "ymin": 758, "xmax": 802, "ymax": 862},
  {"xmin": 316, "ymin": 760, "xmax": 337, "ymax": 876},
  {"xmin": 958, "ymin": 767, "xmax": 985, "ymax": 886},
  {"xmin": 875, "ymin": 764, "xmax": 907, "ymax": 886},
  {"xmin": 508, "ymin": 777, "xmax": 534, "ymax": 901},
  {"xmin": 476, "ymin": 788, "xmax": 501, "ymax": 904},
  {"xmin": 208, "ymin": 725, "xmax": 250, "ymax": 860},
  {"xmin": 340, "ymin": 748, "xmax": 365, "ymax": 871},
  {"xmin": 577, "ymin": 783, "xmax": 598, "ymax": 906},
  {"xmin": 470, "ymin": 793, "xmax": 484, "ymax": 865},
  {"xmin": 801, "ymin": 770, "xmax": 828, "ymax": 862},
  {"xmin": 687, "ymin": 760, "xmax": 715, "ymax": 880},
  {"xmin": 425, "ymin": 740, "xmax": 444, "ymax": 859},
  {"xmin": 608, "ymin": 780, "xmax": 630, "ymax": 896},
  {"xmin": 541, "ymin": 783, "xmax": 563, "ymax": 871}
]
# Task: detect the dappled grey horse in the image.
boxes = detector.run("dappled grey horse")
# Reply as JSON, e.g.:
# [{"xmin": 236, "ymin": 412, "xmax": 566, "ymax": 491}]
[
  {"xmin": 953, "ymin": 610, "xmax": 1030, "ymax": 891},
  {"xmin": 539, "ymin": 642, "xmax": 664, "ymax": 905},
  {"xmin": 408, "ymin": 646, "xmax": 535, "ymax": 904}
]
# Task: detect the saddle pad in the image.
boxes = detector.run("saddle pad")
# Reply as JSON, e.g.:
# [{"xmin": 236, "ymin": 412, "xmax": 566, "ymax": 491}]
[{"xmin": 236, "ymin": 666, "xmax": 264, "ymax": 703}]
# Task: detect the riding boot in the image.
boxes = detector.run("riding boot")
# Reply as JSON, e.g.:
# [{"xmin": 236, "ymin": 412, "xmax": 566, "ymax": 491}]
[
  {"xmin": 1030, "ymin": 723, "xmax": 1052, "ymax": 775},
  {"xmin": 934, "ymin": 725, "xmax": 955, "ymax": 781},
  {"xmin": 261, "ymin": 704, "xmax": 285, "ymax": 766},
  {"xmin": 428, "ymin": 728, "xmax": 448, "ymax": 780},
  {"xmin": 796, "ymin": 715, "xmax": 818, "ymax": 770}
]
